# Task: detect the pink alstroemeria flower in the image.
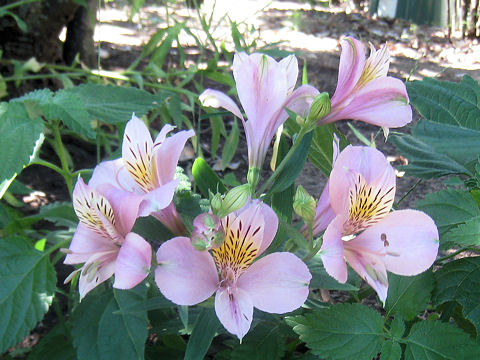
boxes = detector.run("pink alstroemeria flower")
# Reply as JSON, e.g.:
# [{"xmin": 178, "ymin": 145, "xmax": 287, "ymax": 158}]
[
  {"xmin": 319, "ymin": 37, "xmax": 412, "ymax": 128},
  {"xmin": 319, "ymin": 146, "xmax": 439, "ymax": 302},
  {"xmin": 64, "ymin": 177, "xmax": 152, "ymax": 300},
  {"xmin": 155, "ymin": 200, "xmax": 312, "ymax": 340},
  {"xmin": 200, "ymin": 52, "xmax": 319, "ymax": 173},
  {"xmin": 89, "ymin": 115, "xmax": 194, "ymax": 235}
]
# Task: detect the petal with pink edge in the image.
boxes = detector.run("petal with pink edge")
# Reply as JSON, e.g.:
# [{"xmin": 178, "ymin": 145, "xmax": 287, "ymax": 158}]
[
  {"xmin": 199, "ymin": 89, "xmax": 245, "ymax": 121},
  {"xmin": 237, "ymin": 252, "xmax": 311, "ymax": 313},
  {"xmin": 155, "ymin": 237, "xmax": 218, "ymax": 305},
  {"xmin": 233, "ymin": 52, "xmax": 287, "ymax": 130},
  {"xmin": 153, "ymin": 129, "xmax": 194, "ymax": 186},
  {"xmin": 344, "ymin": 247, "xmax": 389, "ymax": 303},
  {"xmin": 355, "ymin": 210, "xmax": 439, "ymax": 276},
  {"xmin": 320, "ymin": 215, "xmax": 348, "ymax": 283},
  {"xmin": 279, "ymin": 55, "xmax": 298, "ymax": 93},
  {"xmin": 310, "ymin": 182, "xmax": 335, "ymax": 237},
  {"xmin": 89, "ymin": 159, "xmax": 143, "ymax": 195},
  {"xmin": 215, "ymin": 287, "xmax": 253, "ymax": 341},
  {"xmin": 64, "ymin": 224, "xmax": 117, "ymax": 265},
  {"xmin": 331, "ymin": 37, "xmax": 365, "ymax": 107},
  {"xmin": 137, "ymin": 179, "xmax": 179, "ymax": 217},
  {"xmin": 329, "ymin": 77, "xmax": 412, "ymax": 128},
  {"xmin": 153, "ymin": 124, "xmax": 175, "ymax": 146},
  {"xmin": 113, "ymin": 233, "xmax": 152, "ymax": 289},
  {"xmin": 257, "ymin": 201, "xmax": 279, "ymax": 255}
]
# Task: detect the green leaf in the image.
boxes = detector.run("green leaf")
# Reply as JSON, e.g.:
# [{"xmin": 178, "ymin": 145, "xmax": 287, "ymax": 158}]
[
  {"xmin": 66, "ymin": 84, "xmax": 166, "ymax": 124},
  {"xmin": 389, "ymin": 316, "xmax": 405, "ymax": 339},
  {"xmin": 28, "ymin": 325, "xmax": 75, "ymax": 360},
  {"xmin": 0, "ymin": 102, "xmax": 44, "ymax": 183},
  {"xmin": 72, "ymin": 285, "xmax": 149, "ymax": 360},
  {"xmin": 308, "ymin": 123, "xmax": 348, "ymax": 176},
  {"xmin": 230, "ymin": 323, "xmax": 286, "ymax": 360},
  {"xmin": 415, "ymin": 188, "xmax": 480, "ymax": 236},
  {"xmin": 192, "ymin": 157, "xmax": 227, "ymax": 197},
  {"xmin": 221, "ymin": 118, "xmax": 239, "ymax": 170},
  {"xmin": 404, "ymin": 320, "xmax": 480, "ymax": 359},
  {"xmin": 433, "ymin": 257, "xmax": 480, "ymax": 335},
  {"xmin": 380, "ymin": 340, "xmax": 401, "ymax": 360},
  {"xmin": 406, "ymin": 76, "xmax": 480, "ymax": 131},
  {"xmin": 184, "ymin": 307, "xmax": 219, "ymax": 360},
  {"xmin": 390, "ymin": 132, "xmax": 471, "ymax": 179},
  {"xmin": 286, "ymin": 303, "xmax": 384, "ymax": 360},
  {"xmin": 270, "ymin": 131, "xmax": 313, "ymax": 193},
  {"xmin": 442, "ymin": 215, "xmax": 480, "ymax": 247},
  {"xmin": 132, "ymin": 216, "xmax": 173, "ymax": 243},
  {"xmin": 0, "ymin": 236, "xmax": 56, "ymax": 353},
  {"xmin": 385, "ymin": 271, "xmax": 435, "ymax": 321}
]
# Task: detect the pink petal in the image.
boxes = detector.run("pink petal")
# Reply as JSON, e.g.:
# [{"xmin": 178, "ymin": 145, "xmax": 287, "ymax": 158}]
[
  {"xmin": 89, "ymin": 159, "xmax": 143, "ymax": 195},
  {"xmin": 355, "ymin": 210, "xmax": 439, "ymax": 276},
  {"xmin": 237, "ymin": 252, "xmax": 311, "ymax": 313},
  {"xmin": 328, "ymin": 146, "xmax": 395, "ymax": 215},
  {"xmin": 310, "ymin": 182, "xmax": 335, "ymax": 237},
  {"xmin": 153, "ymin": 124, "xmax": 175, "ymax": 146},
  {"xmin": 279, "ymin": 55, "xmax": 299, "ymax": 94},
  {"xmin": 344, "ymin": 247, "xmax": 389, "ymax": 302},
  {"xmin": 215, "ymin": 287, "xmax": 253, "ymax": 341},
  {"xmin": 153, "ymin": 129, "xmax": 194, "ymax": 186},
  {"xmin": 331, "ymin": 37, "xmax": 365, "ymax": 107},
  {"xmin": 153, "ymin": 202, "xmax": 186, "ymax": 236},
  {"xmin": 113, "ymin": 233, "xmax": 152, "ymax": 289},
  {"xmin": 137, "ymin": 179, "xmax": 179, "ymax": 217},
  {"xmin": 199, "ymin": 89, "xmax": 245, "ymax": 121},
  {"xmin": 320, "ymin": 215, "xmax": 348, "ymax": 283},
  {"xmin": 257, "ymin": 201, "xmax": 279, "ymax": 255},
  {"xmin": 233, "ymin": 52, "xmax": 287, "ymax": 131},
  {"xmin": 328, "ymin": 77, "xmax": 412, "ymax": 127},
  {"xmin": 79, "ymin": 256, "xmax": 116, "ymax": 300},
  {"xmin": 155, "ymin": 237, "xmax": 218, "ymax": 305},
  {"xmin": 64, "ymin": 225, "xmax": 118, "ymax": 265}
]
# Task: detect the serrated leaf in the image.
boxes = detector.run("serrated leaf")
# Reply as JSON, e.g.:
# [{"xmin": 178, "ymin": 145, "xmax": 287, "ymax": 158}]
[
  {"xmin": 184, "ymin": 307, "xmax": 219, "ymax": 360},
  {"xmin": 66, "ymin": 84, "xmax": 166, "ymax": 124},
  {"xmin": 389, "ymin": 316, "xmax": 405, "ymax": 339},
  {"xmin": 0, "ymin": 236, "xmax": 56, "ymax": 353},
  {"xmin": 415, "ymin": 188, "xmax": 480, "ymax": 236},
  {"xmin": 407, "ymin": 76, "xmax": 480, "ymax": 131},
  {"xmin": 404, "ymin": 320, "xmax": 480, "ymax": 359},
  {"xmin": 433, "ymin": 257, "xmax": 480, "ymax": 335},
  {"xmin": 230, "ymin": 323, "xmax": 286, "ymax": 360},
  {"xmin": 0, "ymin": 102, "xmax": 44, "ymax": 182},
  {"xmin": 442, "ymin": 215, "xmax": 480, "ymax": 247},
  {"xmin": 308, "ymin": 123, "xmax": 348, "ymax": 176},
  {"xmin": 390, "ymin": 132, "xmax": 471, "ymax": 179},
  {"xmin": 307, "ymin": 256, "xmax": 360, "ymax": 291},
  {"xmin": 286, "ymin": 303, "xmax": 384, "ymax": 360},
  {"xmin": 72, "ymin": 285, "xmax": 148, "ymax": 360},
  {"xmin": 385, "ymin": 271, "xmax": 435, "ymax": 321},
  {"xmin": 380, "ymin": 340, "xmax": 401, "ymax": 360}
]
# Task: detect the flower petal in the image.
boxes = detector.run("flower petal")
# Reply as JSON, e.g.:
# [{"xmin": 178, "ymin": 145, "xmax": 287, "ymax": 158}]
[
  {"xmin": 199, "ymin": 89, "xmax": 245, "ymax": 121},
  {"xmin": 215, "ymin": 287, "xmax": 253, "ymax": 341},
  {"xmin": 237, "ymin": 252, "xmax": 311, "ymax": 313},
  {"xmin": 279, "ymin": 55, "xmax": 298, "ymax": 93},
  {"xmin": 355, "ymin": 210, "xmax": 439, "ymax": 276},
  {"xmin": 257, "ymin": 201, "xmax": 279, "ymax": 255},
  {"xmin": 113, "ymin": 233, "xmax": 152, "ymax": 289},
  {"xmin": 310, "ymin": 182, "xmax": 335, "ymax": 237},
  {"xmin": 137, "ymin": 179, "xmax": 179, "ymax": 217},
  {"xmin": 328, "ymin": 77, "xmax": 412, "ymax": 128},
  {"xmin": 155, "ymin": 237, "xmax": 218, "ymax": 305},
  {"xmin": 78, "ymin": 253, "xmax": 116, "ymax": 300},
  {"xmin": 320, "ymin": 215, "xmax": 348, "ymax": 283},
  {"xmin": 331, "ymin": 37, "xmax": 366, "ymax": 107},
  {"xmin": 153, "ymin": 129, "xmax": 195, "ymax": 186},
  {"xmin": 89, "ymin": 159, "xmax": 143, "ymax": 195}
]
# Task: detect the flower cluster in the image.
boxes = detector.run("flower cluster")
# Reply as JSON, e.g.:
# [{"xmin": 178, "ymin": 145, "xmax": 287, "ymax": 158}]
[{"xmin": 64, "ymin": 36, "xmax": 439, "ymax": 340}]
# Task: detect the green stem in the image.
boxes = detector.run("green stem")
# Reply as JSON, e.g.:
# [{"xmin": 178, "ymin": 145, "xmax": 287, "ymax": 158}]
[
  {"xmin": 256, "ymin": 126, "xmax": 309, "ymax": 196},
  {"xmin": 51, "ymin": 122, "xmax": 74, "ymax": 197},
  {"xmin": 0, "ymin": 0, "xmax": 38, "ymax": 12},
  {"xmin": 28, "ymin": 159, "xmax": 64, "ymax": 176}
]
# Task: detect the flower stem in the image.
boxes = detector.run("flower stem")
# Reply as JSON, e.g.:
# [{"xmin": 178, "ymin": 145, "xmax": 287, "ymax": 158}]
[
  {"xmin": 256, "ymin": 126, "xmax": 309, "ymax": 196},
  {"xmin": 434, "ymin": 246, "xmax": 480, "ymax": 265},
  {"xmin": 51, "ymin": 122, "xmax": 74, "ymax": 198}
]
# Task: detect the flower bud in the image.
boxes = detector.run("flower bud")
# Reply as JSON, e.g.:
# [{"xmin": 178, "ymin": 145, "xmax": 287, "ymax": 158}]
[
  {"xmin": 191, "ymin": 213, "xmax": 224, "ymax": 251},
  {"xmin": 218, "ymin": 184, "xmax": 250, "ymax": 218},
  {"xmin": 247, "ymin": 167, "xmax": 260, "ymax": 188},
  {"xmin": 293, "ymin": 185, "xmax": 316, "ymax": 227},
  {"xmin": 209, "ymin": 192, "xmax": 223, "ymax": 214},
  {"xmin": 307, "ymin": 92, "xmax": 331, "ymax": 124}
]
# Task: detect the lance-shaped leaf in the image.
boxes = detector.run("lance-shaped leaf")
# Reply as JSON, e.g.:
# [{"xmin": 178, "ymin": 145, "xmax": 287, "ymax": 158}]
[
  {"xmin": 286, "ymin": 303, "xmax": 384, "ymax": 360},
  {"xmin": 308, "ymin": 123, "xmax": 348, "ymax": 176},
  {"xmin": 0, "ymin": 236, "xmax": 56, "ymax": 353},
  {"xmin": 184, "ymin": 307, "xmax": 219, "ymax": 360}
]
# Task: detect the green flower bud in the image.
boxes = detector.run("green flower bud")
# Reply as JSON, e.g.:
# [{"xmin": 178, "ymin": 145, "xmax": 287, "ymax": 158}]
[
  {"xmin": 293, "ymin": 185, "xmax": 317, "ymax": 227},
  {"xmin": 218, "ymin": 184, "xmax": 250, "ymax": 218},
  {"xmin": 307, "ymin": 92, "xmax": 331, "ymax": 124}
]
